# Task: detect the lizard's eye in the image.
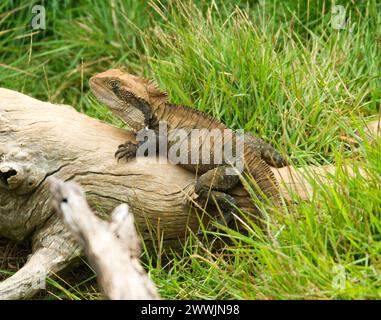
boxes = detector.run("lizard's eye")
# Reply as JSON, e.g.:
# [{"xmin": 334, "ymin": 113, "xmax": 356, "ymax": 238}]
[{"xmin": 107, "ymin": 79, "xmax": 120, "ymax": 89}]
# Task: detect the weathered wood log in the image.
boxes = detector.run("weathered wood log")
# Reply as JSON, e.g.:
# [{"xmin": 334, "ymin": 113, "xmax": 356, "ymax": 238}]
[
  {"xmin": 0, "ymin": 87, "xmax": 198, "ymax": 299},
  {"xmin": 274, "ymin": 117, "xmax": 380, "ymax": 202},
  {"xmin": 0, "ymin": 87, "xmax": 379, "ymax": 299},
  {"xmin": 49, "ymin": 178, "xmax": 159, "ymax": 299},
  {"xmin": 0, "ymin": 88, "xmax": 259, "ymax": 243},
  {"xmin": 0, "ymin": 88, "xmax": 252, "ymax": 299}
]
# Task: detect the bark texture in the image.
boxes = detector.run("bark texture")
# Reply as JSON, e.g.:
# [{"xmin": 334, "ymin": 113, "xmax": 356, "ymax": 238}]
[{"xmin": 49, "ymin": 178, "xmax": 159, "ymax": 299}]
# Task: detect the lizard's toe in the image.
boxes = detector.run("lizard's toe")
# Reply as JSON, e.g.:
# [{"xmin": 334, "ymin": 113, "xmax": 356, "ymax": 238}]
[
  {"xmin": 212, "ymin": 193, "xmax": 237, "ymax": 230},
  {"xmin": 115, "ymin": 142, "xmax": 138, "ymax": 162},
  {"xmin": 196, "ymin": 190, "xmax": 238, "ymax": 235},
  {"xmin": 194, "ymin": 179, "xmax": 203, "ymax": 195}
]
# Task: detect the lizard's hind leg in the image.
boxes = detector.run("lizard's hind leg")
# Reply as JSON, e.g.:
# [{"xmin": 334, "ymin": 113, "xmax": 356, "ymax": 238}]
[
  {"xmin": 195, "ymin": 166, "xmax": 240, "ymax": 229},
  {"xmin": 197, "ymin": 189, "xmax": 238, "ymax": 229},
  {"xmin": 244, "ymin": 134, "xmax": 289, "ymax": 168},
  {"xmin": 195, "ymin": 166, "xmax": 240, "ymax": 193}
]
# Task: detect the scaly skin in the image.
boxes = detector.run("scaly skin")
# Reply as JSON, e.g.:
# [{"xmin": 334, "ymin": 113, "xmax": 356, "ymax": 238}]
[{"xmin": 89, "ymin": 69, "xmax": 287, "ymax": 226}]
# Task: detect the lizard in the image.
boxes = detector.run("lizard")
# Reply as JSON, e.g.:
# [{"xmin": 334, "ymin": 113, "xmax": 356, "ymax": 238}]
[{"xmin": 89, "ymin": 69, "xmax": 289, "ymax": 226}]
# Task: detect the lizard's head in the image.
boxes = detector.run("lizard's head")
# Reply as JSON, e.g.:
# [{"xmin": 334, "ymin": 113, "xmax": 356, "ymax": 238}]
[{"xmin": 89, "ymin": 69, "xmax": 167, "ymax": 131}]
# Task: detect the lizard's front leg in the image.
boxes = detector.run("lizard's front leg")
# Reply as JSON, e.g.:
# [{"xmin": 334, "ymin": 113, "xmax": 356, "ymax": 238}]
[
  {"xmin": 115, "ymin": 128, "xmax": 160, "ymax": 161},
  {"xmin": 115, "ymin": 142, "xmax": 139, "ymax": 161}
]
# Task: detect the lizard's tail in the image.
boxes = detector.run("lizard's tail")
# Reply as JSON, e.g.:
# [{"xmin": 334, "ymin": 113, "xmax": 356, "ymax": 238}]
[{"xmin": 242, "ymin": 152, "xmax": 281, "ymax": 208}]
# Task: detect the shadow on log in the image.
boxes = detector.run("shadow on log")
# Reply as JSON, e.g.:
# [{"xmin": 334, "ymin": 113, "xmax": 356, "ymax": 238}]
[{"xmin": 0, "ymin": 88, "xmax": 379, "ymax": 299}]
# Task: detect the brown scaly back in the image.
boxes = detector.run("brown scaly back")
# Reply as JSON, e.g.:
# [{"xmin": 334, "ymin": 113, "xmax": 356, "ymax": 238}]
[
  {"xmin": 148, "ymin": 80, "xmax": 281, "ymax": 208},
  {"xmin": 158, "ymin": 103, "xmax": 226, "ymax": 130},
  {"xmin": 156, "ymin": 105, "xmax": 281, "ymax": 207},
  {"xmin": 93, "ymin": 70, "xmax": 280, "ymax": 208}
]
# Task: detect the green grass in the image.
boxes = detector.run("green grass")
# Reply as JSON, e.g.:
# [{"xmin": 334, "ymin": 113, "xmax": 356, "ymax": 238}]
[{"xmin": 0, "ymin": 0, "xmax": 380, "ymax": 299}]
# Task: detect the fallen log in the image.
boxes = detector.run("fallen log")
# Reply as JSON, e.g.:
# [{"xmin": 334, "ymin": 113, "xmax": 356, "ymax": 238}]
[
  {"xmin": 0, "ymin": 88, "xmax": 250, "ymax": 299},
  {"xmin": 0, "ymin": 88, "xmax": 379, "ymax": 299},
  {"xmin": 49, "ymin": 178, "xmax": 159, "ymax": 300}
]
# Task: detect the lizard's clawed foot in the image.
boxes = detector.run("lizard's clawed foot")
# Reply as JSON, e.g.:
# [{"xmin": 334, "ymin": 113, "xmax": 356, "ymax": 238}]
[
  {"xmin": 115, "ymin": 142, "xmax": 138, "ymax": 161},
  {"xmin": 196, "ymin": 188, "xmax": 238, "ymax": 232}
]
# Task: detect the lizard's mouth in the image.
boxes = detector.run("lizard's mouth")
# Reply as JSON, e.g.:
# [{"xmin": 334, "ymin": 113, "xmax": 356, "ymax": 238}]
[{"xmin": 89, "ymin": 77, "xmax": 124, "ymax": 112}]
